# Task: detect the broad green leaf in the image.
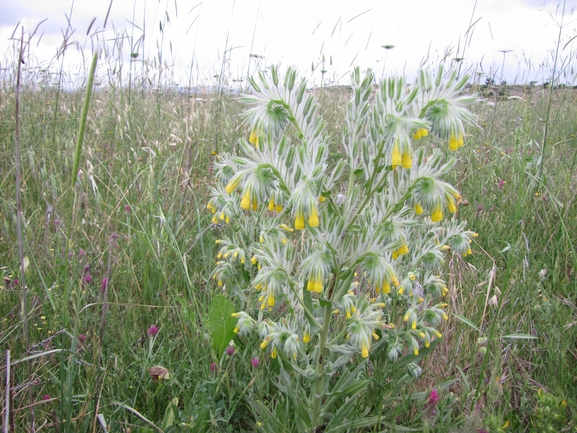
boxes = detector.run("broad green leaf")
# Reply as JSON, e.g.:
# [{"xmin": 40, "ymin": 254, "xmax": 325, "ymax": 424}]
[
  {"xmin": 453, "ymin": 313, "xmax": 481, "ymax": 333},
  {"xmin": 501, "ymin": 333, "xmax": 537, "ymax": 340},
  {"xmin": 208, "ymin": 295, "xmax": 236, "ymax": 356}
]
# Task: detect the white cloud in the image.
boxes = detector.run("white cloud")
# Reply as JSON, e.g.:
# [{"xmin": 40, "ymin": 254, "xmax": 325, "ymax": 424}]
[{"xmin": 1, "ymin": 0, "xmax": 576, "ymax": 85}]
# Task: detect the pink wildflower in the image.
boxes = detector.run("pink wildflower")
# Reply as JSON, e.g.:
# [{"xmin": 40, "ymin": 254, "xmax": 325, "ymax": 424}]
[{"xmin": 147, "ymin": 325, "xmax": 159, "ymax": 337}]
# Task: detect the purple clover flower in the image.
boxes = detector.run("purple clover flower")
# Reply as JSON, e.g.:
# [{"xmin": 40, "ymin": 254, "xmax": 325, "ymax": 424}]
[{"xmin": 147, "ymin": 325, "xmax": 159, "ymax": 337}]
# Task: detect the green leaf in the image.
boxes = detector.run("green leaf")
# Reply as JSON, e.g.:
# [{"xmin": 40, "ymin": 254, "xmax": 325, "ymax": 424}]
[
  {"xmin": 208, "ymin": 295, "xmax": 236, "ymax": 356},
  {"xmin": 501, "ymin": 333, "xmax": 537, "ymax": 340},
  {"xmin": 453, "ymin": 313, "xmax": 481, "ymax": 334}
]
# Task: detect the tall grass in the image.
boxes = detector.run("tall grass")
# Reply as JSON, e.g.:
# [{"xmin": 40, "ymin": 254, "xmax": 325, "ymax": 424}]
[{"xmin": 1, "ymin": 10, "xmax": 577, "ymax": 433}]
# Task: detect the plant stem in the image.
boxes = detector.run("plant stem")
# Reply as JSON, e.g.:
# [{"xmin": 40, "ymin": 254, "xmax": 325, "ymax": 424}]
[{"xmin": 310, "ymin": 303, "xmax": 333, "ymax": 431}]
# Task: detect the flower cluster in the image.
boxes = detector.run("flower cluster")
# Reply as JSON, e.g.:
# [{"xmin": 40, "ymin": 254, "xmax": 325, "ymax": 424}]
[{"xmin": 205, "ymin": 66, "xmax": 477, "ymax": 427}]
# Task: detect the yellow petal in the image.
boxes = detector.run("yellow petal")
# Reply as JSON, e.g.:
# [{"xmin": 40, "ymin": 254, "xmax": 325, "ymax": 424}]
[
  {"xmin": 431, "ymin": 203, "xmax": 443, "ymax": 222},
  {"xmin": 225, "ymin": 177, "xmax": 241, "ymax": 194},
  {"xmin": 414, "ymin": 203, "xmax": 423, "ymax": 215},
  {"xmin": 240, "ymin": 188, "xmax": 251, "ymax": 210},
  {"xmin": 392, "ymin": 142, "xmax": 402, "ymax": 168},
  {"xmin": 249, "ymin": 129, "xmax": 259, "ymax": 147},
  {"xmin": 314, "ymin": 277, "xmax": 323, "ymax": 293},
  {"xmin": 309, "ymin": 205, "xmax": 319, "ymax": 227},
  {"xmin": 382, "ymin": 281, "xmax": 391, "ymax": 294},
  {"xmin": 447, "ymin": 195, "xmax": 457, "ymax": 213},
  {"xmin": 448, "ymin": 133, "xmax": 460, "ymax": 151},
  {"xmin": 295, "ymin": 211, "xmax": 305, "ymax": 230},
  {"xmin": 402, "ymin": 150, "xmax": 412, "ymax": 169},
  {"xmin": 361, "ymin": 341, "xmax": 369, "ymax": 358}
]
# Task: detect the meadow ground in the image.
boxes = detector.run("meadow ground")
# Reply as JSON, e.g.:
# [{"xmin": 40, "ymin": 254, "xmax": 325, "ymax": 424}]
[{"xmin": 1, "ymin": 77, "xmax": 576, "ymax": 432}]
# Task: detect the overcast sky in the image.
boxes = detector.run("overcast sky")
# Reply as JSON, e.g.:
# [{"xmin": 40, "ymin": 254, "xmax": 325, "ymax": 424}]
[{"xmin": 2, "ymin": 0, "xmax": 577, "ymax": 87}]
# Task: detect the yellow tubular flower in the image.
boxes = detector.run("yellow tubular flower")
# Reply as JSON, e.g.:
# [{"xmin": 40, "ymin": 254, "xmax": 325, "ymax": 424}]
[
  {"xmin": 413, "ymin": 128, "xmax": 429, "ymax": 140},
  {"xmin": 318, "ymin": 195, "xmax": 326, "ymax": 202},
  {"xmin": 392, "ymin": 142, "xmax": 402, "ymax": 168},
  {"xmin": 399, "ymin": 243, "xmax": 409, "ymax": 255},
  {"xmin": 449, "ymin": 132, "xmax": 464, "ymax": 151},
  {"xmin": 295, "ymin": 211, "xmax": 305, "ymax": 230},
  {"xmin": 275, "ymin": 204, "xmax": 283, "ymax": 212},
  {"xmin": 307, "ymin": 278, "xmax": 315, "ymax": 291},
  {"xmin": 414, "ymin": 203, "xmax": 423, "ymax": 215},
  {"xmin": 260, "ymin": 338, "xmax": 270, "ymax": 349},
  {"xmin": 447, "ymin": 195, "xmax": 457, "ymax": 213},
  {"xmin": 414, "ymin": 348, "xmax": 419, "ymax": 356},
  {"xmin": 240, "ymin": 188, "xmax": 251, "ymax": 210},
  {"xmin": 431, "ymin": 203, "xmax": 443, "ymax": 222},
  {"xmin": 225, "ymin": 177, "xmax": 241, "ymax": 194},
  {"xmin": 268, "ymin": 292, "xmax": 275, "ymax": 307},
  {"xmin": 268, "ymin": 196, "xmax": 275, "ymax": 211},
  {"xmin": 252, "ymin": 199, "xmax": 258, "ymax": 211},
  {"xmin": 382, "ymin": 281, "xmax": 391, "ymax": 294},
  {"xmin": 309, "ymin": 205, "xmax": 320, "ymax": 227},
  {"xmin": 303, "ymin": 331, "xmax": 310, "ymax": 344},
  {"xmin": 361, "ymin": 341, "xmax": 369, "ymax": 358},
  {"xmin": 402, "ymin": 150, "xmax": 412, "ymax": 169},
  {"xmin": 313, "ymin": 277, "xmax": 323, "ymax": 293},
  {"xmin": 249, "ymin": 129, "xmax": 259, "ymax": 148},
  {"xmin": 271, "ymin": 347, "xmax": 277, "ymax": 358}
]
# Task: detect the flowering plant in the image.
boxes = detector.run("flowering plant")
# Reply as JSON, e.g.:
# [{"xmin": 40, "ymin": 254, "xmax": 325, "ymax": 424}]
[{"xmin": 207, "ymin": 66, "xmax": 477, "ymax": 431}]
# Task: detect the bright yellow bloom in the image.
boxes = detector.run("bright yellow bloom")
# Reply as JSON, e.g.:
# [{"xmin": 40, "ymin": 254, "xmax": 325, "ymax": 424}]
[
  {"xmin": 318, "ymin": 195, "xmax": 326, "ymax": 202},
  {"xmin": 240, "ymin": 188, "xmax": 251, "ymax": 210},
  {"xmin": 413, "ymin": 348, "xmax": 419, "ymax": 356},
  {"xmin": 268, "ymin": 196, "xmax": 276, "ymax": 211},
  {"xmin": 249, "ymin": 129, "xmax": 259, "ymax": 148},
  {"xmin": 361, "ymin": 341, "xmax": 369, "ymax": 358},
  {"xmin": 275, "ymin": 204, "xmax": 283, "ymax": 212},
  {"xmin": 414, "ymin": 203, "xmax": 423, "ymax": 215},
  {"xmin": 251, "ymin": 256, "xmax": 257, "ymax": 265},
  {"xmin": 268, "ymin": 291, "xmax": 275, "ymax": 307},
  {"xmin": 260, "ymin": 338, "xmax": 270, "ymax": 349},
  {"xmin": 431, "ymin": 203, "xmax": 443, "ymax": 222},
  {"xmin": 448, "ymin": 132, "xmax": 464, "ymax": 150},
  {"xmin": 295, "ymin": 211, "xmax": 305, "ymax": 230},
  {"xmin": 447, "ymin": 195, "xmax": 457, "ymax": 213},
  {"xmin": 398, "ymin": 243, "xmax": 409, "ymax": 255},
  {"xmin": 313, "ymin": 277, "xmax": 323, "ymax": 293},
  {"xmin": 307, "ymin": 278, "xmax": 315, "ymax": 291},
  {"xmin": 271, "ymin": 347, "xmax": 277, "ymax": 358},
  {"xmin": 382, "ymin": 281, "xmax": 391, "ymax": 294},
  {"xmin": 392, "ymin": 142, "xmax": 402, "ymax": 168},
  {"xmin": 252, "ymin": 199, "xmax": 258, "ymax": 211},
  {"xmin": 412, "ymin": 320, "xmax": 417, "ymax": 330},
  {"xmin": 413, "ymin": 128, "xmax": 429, "ymax": 140},
  {"xmin": 225, "ymin": 177, "xmax": 241, "ymax": 194},
  {"xmin": 309, "ymin": 205, "xmax": 319, "ymax": 227},
  {"xmin": 303, "ymin": 331, "xmax": 310, "ymax": 343},
  {"xmin": 402, "ymin": 150, "xmax": 412, "ymax": 169}
]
